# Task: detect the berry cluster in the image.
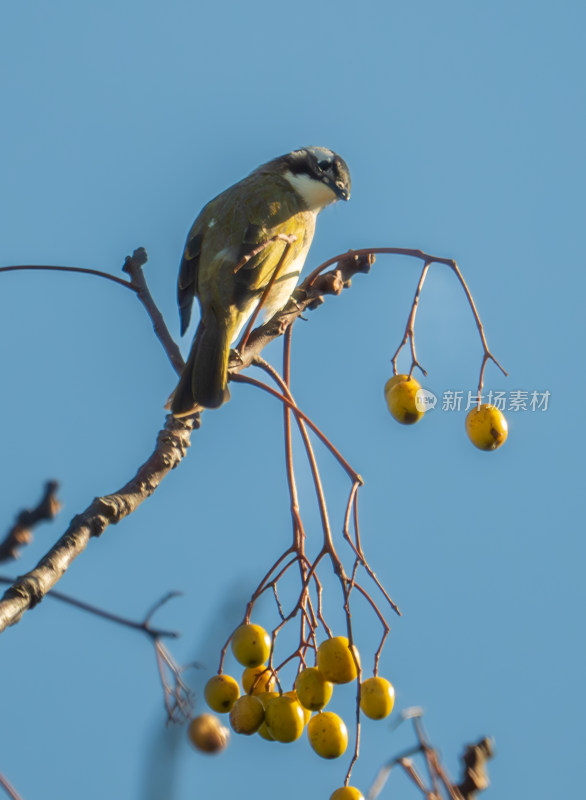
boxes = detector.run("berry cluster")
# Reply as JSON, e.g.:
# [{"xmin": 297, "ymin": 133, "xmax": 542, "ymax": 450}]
[
  {"xmin": 189, "ymin": 624, "xmax": 394, "ymax": 800},
  {"xmin": 384, "ymin": 373, "xmax": 508, "ymax": 451},
  {"xmin": 185, "ymin": 252, "xmax": 507, "ymax": 799}
]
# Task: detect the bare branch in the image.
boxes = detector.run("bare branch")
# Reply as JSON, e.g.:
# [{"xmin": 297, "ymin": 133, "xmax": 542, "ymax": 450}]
[
  {"xmin": 0, "ymin": 772, "xmax": 24, "ymax": 800},
  {"xmin": 399, "ymin": 758, "xmax": 436, "ymax": 798},
  {"xmin": 368, "ymin": 712, "xmax": 494, "ymax": 800},
  {"xmin": 228, "ymin": 252, "xmax": 373, "ymax": 377},
  {"xmin": 305, "ymin": 248, "xmax": 507, "ymax": 393},
  {"xmin": 0, "ymin": 576, "xmax": 179, "ymax": 639},
  {"xmin": 391, "ymin": 261, "xmax": 431, "ymax": 378},
  {"xmin": 154, "ymin": 639, "xmax": 195, "ymax": 723},
  {"xmin": 0, "ymin": 250, "xmax": 185, "ymax": 375},
  {"xmin": 0, "ymin": 575, "xmax": 188, "ymax": 721},
  {"xmin": 0, "ymin": 263, "xmax": 133, "ymax": 290},
  {"xmin": 456, "ymin": 738, "xmax": 494, "ymax": 800},
  {"xmin": 0, "ymin": 481, "xmax": 61, "ymax": 564},
  {"xmin": 236, "ymin": 234, "xmax": 297, "ymax": 352},
  {"xmin": 122, "ymin": 248, "xmax": 185, "ymax": 375},
  {"xmin": 0, "ymin": 243, "xmax": 500, "ymax": 643},
  {"xmin": 0, "ymin": 415, "xmax": 197, "ymax": 632}
]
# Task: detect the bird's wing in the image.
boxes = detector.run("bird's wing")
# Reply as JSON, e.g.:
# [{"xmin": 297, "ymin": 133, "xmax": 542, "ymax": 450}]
[
  {"xmin": 178, "ymin": 175, "xmax": 312, "ymax": 333},
  {"xmin": 177, "ymin": 220, "xmax": 204, "ymax": 336},
  {"xmin": 230, "ymin": 194, "xmax": 312, "ymax": 311}
]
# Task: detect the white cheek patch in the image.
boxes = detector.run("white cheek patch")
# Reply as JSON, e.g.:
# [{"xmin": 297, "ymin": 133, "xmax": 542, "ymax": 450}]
[{"xmin": 283, "ymin": 170, "xmax": 338, "ymax": 210}]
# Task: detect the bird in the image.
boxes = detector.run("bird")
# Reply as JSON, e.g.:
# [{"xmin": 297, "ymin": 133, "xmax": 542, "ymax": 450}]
[{"xmin": 170, "ymin": 146, "xmax": 351, "ymax": 416}]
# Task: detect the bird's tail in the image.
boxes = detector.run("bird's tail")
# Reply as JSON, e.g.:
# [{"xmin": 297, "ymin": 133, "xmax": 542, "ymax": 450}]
[{"xmin": 170, "ymin": 310, "xmax": 232, "ymax": 415}]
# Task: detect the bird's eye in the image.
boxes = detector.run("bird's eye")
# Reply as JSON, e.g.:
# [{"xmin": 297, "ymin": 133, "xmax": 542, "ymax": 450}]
[{"xmin": 317, "ymin": 159, "xmax": 330, "ymax": 171}]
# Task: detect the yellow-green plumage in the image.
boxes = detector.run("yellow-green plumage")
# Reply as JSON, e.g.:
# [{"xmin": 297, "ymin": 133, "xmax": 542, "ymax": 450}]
[{"xmin": 171, "ymin": 148, "xmax": 350, "ymax": 415}]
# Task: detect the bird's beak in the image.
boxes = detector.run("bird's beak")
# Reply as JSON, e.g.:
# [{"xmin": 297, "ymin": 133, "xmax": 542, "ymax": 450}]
[
  {"xmin": 329, "ymin": 180, "xmax": 350, "ymax": 201},
  {"xmin": 336, "ymin": 183, "xmax": 350, "ymax": 201}
]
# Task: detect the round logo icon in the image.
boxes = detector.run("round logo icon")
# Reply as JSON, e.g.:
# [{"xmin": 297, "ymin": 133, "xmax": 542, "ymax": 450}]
[{"xmin": 415, "ymin": 388, "xmax": 437, "ymax": 412}]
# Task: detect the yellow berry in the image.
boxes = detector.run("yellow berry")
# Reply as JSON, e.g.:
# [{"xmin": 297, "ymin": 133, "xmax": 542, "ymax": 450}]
[
  {"xmin": 307, "ymin": 711, "xmax": 348, "ymax": 759},
  {"xmin": 204, "ymin": 674, "xmax": 240, "ymax": 713},
  {"xmin": 265, "ymin": 695, "xmax": 306, "ymax": 743},
  {"xmin": 229, "ymin": 695, "xmax": 264, "ymax": 735},
  {"xmin": 466, "ymin": 404, "xmax": 508, "ymax": 451},
  {"xmin": 256, "ymin": 691, "xmax": 279, "ymax": 741},
  {"xmin": 231, "ymin": 623, "xmax": 271, "ymax": 667},
  {"xmin": 242, "ymin": 665, "xmax": 276, "ymax": 694},
  {"xmin": 384, "ymin": 374, "xmax": 425, "ymax": 425},
  {"xmin": 284, "ymin": 690, "xmax": 311, "ymax": 725},
  {"xmin": 384, "ymin": 374, "xmax": 408, "ymax": 393},
  {"xmin": 360, "ymin": 676, "xmax": 395, "ymax": 719},
  {"xmin": 329, "ymin": 789, "xmax": 365, "ymax": 800},
  {"xmin": 317, "ymin": 637, "xmax": 360, "ymax": 684},
  {"xmin": 257, "ymin": 723, "xmax": 275, "ymax": 741},
  {"xmin": 295, "ymin": 667, "xmax": 333, "ymax": 711},
  {"xmin": 187, "ymin": 713, "xmax": 230, "ymax": 754}
]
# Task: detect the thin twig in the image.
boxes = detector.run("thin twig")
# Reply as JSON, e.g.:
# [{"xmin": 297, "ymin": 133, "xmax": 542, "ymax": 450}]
[
  {"xmin": 0, "ymin": 253, "xmax": 185, "ymax": 375},
  {"xmin": 144, "ymin": 590, "xmax": 183, "ymax": 629},
  {"xmin": 0, "ymin": 772, "xmax": 24, "ymax": 800},
  {"xmin": 305, "ymin": 247, "xmax": 507, "ymax": 393},
  {"xmin": 0, "ymin": 576, "xmax": 179, "ymax": 638},
  {"xmin": 0, "ymin": 235, "xmax": 503, "ymax": 701},
  {"xmin": 391, "ymin": 261, "xmax": 431, "ymax": 378},
  {"xmin": 342, "ymin": 487, "xmax": 401, "ymax": 617},
  {"xmin": 0, "ymin": 246, "xmax": 368, "ymax": 635},
  {"xmin": 154, "ymin": 639, "xmax": 195, "ymax": 723},
  {"xmin": 232, "ymin": 371, "xmax": 361, "ymax": 483},
  {"xmin": 0, "ymin": 481, "xmax": 61, "ymax": 564},
  {"xmin": 281, "ymin": 328, "xmax": 313, "ymax": 666},
  {"xmin": 368, "ymin": 712, "xmax": 492, "ymax": 800},
  {"xmin": 352, "ymin": 583, "xmax": 390, "ymax": 674},
  {"xmin": 0, "ymin": 414, "xmax": 196, "ymax": 632},
  {"xmin": 367, "ymin": 744, "xmax": 425, "ymax": 799},
  {"xmin": 281, "ymin": 328, "xmax": 305, "ymax": 550},
  {"xmin": 122, "ymin": 248, "xmax": 185, "ymax": 375},
  {"xmin": 236, "ymin": 235, "xmax": 297, "ymax": 353},
  {"xmin": 413, "ymin": 716, "xmax": 443, "ymax": 799},
  {"xmin": 399, "ymin": 759, "xmax": 436, "ymax": 798},
  {"xmin": 0, "ymin": 263, "xmax": 133, "ymax": 289},
  {"xmin": 428, "ymin": 749, "xmax": 464, "ymax": 800}
]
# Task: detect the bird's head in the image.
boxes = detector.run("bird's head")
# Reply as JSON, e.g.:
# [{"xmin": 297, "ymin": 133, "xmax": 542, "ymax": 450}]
[{"xmin": 258, "ymin": 146, "xmax": 351, "ymax": 210}]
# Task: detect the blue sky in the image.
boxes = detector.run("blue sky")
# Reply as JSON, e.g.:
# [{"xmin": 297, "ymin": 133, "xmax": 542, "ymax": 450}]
[{"xmin": 1, "ymin": 2, "xmax": 584, "ymax": 799}]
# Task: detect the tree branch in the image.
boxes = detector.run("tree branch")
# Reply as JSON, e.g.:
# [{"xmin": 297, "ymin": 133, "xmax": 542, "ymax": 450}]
[
  {"xmin": 456, "ymin": 738, "xmax": 494, "ymax": 800},
  {"xmin": 0, "ymin": 244, "xmax": 495, "ymax": 634},
  {"xmin": 0, "ymin": 481, "xmax": 61, "ymax": 564},
  {"xmin": 0, "ymin": 771, "xmax": 24, "ymax": 800},
  {"xmin": 228, "ymin": 251, "xmax": 373, "ymax": 376},
  {"xmin": 0, "ymin": 415, "xmax": 196, "ymax": 632},
  {"xmin": 0, "ymin": 250, "xmax": 185, "ymax": 376},
  {"xmin": 0, "ymin": 263, "xmax": 133, "ymax": 290},
  {"xmin": 0, "ymin": 576, "xmax": 179, "ymax": 639},
  {"xmin": 122, "ymin": 248, "xmax": 185, "ymax": 375}
]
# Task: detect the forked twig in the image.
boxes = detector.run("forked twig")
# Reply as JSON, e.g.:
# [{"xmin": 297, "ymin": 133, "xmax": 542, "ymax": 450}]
[
  {"xmin": 0, "ymin": 576, "xmax": 179, "ymax": 640},
  {"xmin": 0, "ymin": 412, "xmax": 197, "ymax": 633},
  {"xmin": 391, "ymin": 261, "xmax": 431, "ymax": 378},
  {"xmin": 0, "ymin": 481, "xmax": 61, "ymax": 564},
  {"xmin": 306, "ymin": 247, "xmax": 507, "ymax": 398},
  {"xmin": 368, "ymin": 711, "xmax": 493, "ymax": 800},
  {"xmin": 0, "ymin": 250, "xmax": 184, "ymax": 375},
  {"xmin": 2, "ymin": 240, "xmax": 501, "ymax": 787}
]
